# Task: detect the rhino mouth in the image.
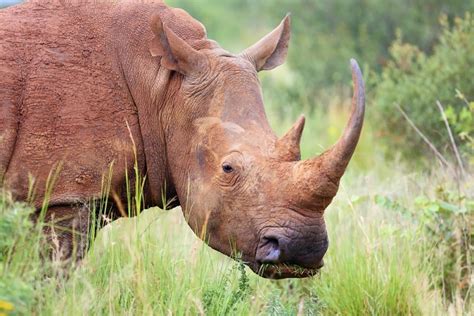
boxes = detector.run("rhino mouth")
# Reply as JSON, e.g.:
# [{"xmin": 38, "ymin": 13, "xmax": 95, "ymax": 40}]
[{"xmin": 254, "ymin": 261, "xmax": 323, "ymax": 279}]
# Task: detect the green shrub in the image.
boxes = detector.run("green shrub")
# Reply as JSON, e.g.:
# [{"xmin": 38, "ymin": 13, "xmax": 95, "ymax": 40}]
[
  {"xmin": 374, "ymin": 183, "xmax": 473, "ymax": 311},
  {"xmin": 445, "ymin": 91, "xmax": 474, "ymax": 165},
  {"xmin": 0, "ymin": 193, "xmax": 41, "ymax": 315},
  {"xmin": 414, "ymin": 186, "xmax": 473, "ymax": 306},
  {"xmin": 374, "ymin": 13, "xmax": 474, "ymax": 163}
]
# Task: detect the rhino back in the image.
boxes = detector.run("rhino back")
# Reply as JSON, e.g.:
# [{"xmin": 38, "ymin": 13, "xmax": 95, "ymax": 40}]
[{"xmin": 0, "ymin": 2, "xmax": 146, "ymax": 206}]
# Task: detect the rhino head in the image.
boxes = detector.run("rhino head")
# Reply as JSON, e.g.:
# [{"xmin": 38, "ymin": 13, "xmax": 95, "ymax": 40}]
[{"xmin": 149, "ymin": 13, "xmax": 365, "ymax": 278}]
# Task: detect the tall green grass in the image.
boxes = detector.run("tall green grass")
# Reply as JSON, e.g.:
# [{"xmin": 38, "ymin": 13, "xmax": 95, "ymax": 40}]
[
  {"xmin": 2, "ymin": 170, "xmax": 462, "ymax": 315},
  {"xmin": 0, "ymin": 95, "xmax": 471, "ymax": 315}
]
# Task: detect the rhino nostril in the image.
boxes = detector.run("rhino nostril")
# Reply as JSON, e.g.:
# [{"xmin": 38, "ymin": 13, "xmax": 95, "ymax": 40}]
[{"xmin": 257, "ymin": 237, "xmax": 281, "ymax": 264}]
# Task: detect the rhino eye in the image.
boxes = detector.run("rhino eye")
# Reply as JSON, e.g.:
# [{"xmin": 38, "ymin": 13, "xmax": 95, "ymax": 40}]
[{"xmin": 222, "ymin": 163, "xmax": 234, "ymax": 173}]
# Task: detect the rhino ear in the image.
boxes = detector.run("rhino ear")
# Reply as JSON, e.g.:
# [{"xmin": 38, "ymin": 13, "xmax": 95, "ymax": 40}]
[
  {"xmin": 240, "ymin": 14, "xmax": 291, "ymax": 71},
  {"xmin": 150, "ymin": 15, "xmax": 207, "ymax": 75}
]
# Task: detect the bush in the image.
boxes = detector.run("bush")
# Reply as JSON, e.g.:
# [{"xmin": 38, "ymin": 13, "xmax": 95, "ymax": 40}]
[
  {"xmin": 414, "ymin": 186, "xmax": 473, "ymax": 304},
  {"xmin": 0, "ymin": 193, "xmax": 39, "ymax": 315},
  {"xmin": 374, "ymin": 13, "xmax": 474, "ymax": 164},
  {"xmin": 374, "ymin": 183, "xmax": 473, "ymax": 311},
  {"xmin": 168, "ymin": 0, "xmax": 474, "ymax": 115}
]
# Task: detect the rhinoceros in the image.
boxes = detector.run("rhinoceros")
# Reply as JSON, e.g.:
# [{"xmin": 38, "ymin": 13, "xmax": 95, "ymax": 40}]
[{"xmin": 0, "ymin": 1, "xmax": 365, "ymax": 278}]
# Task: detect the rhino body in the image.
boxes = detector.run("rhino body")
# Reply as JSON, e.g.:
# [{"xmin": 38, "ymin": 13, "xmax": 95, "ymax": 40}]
[
  {"xmin": 0, "ymin": 2, "xmax": 184, "ymax": 208},
  {"xmin": 0, "ymin": 1, "xmax": 365, "ymax": 278},
  {"xmin": 1, "ymin": 2, "xmax": 187, "ymax": 260}
]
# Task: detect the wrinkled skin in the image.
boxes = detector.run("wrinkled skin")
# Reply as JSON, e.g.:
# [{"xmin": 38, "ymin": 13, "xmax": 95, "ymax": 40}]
[{"xmin": 0, "ymin": 1, "xmax": 365, "ymax": 278}]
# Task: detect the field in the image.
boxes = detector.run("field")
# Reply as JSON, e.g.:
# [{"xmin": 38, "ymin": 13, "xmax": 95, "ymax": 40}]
[{"xmin": 1, "ymin": 0, "xmax": 473, "ymax": 315}]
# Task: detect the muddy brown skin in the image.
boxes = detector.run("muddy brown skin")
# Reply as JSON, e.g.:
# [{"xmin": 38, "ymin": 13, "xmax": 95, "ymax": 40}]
[{"xmin": 0, "ymin": 1, "xmax": 365, "ymax": 278}]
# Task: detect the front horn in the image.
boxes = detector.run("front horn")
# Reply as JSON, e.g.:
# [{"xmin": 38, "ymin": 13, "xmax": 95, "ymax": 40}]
[{"xmin": 294, "ymin": 59, "xmax": 365, "ymax": 204}]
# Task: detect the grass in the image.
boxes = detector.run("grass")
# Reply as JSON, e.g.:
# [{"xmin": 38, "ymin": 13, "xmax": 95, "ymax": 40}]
[
  {"xmin": 1, "ymin": 121, "xmax": 471, "ymax": 315},
  {"xmin": 0, "ymin": 179, "xmax": 453, "ymax": 315}
]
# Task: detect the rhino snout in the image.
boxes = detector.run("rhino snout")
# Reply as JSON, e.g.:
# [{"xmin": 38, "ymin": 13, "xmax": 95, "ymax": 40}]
[{"xmin": 255, "ymin": 229, "xmax": 328, "ymax": 271}]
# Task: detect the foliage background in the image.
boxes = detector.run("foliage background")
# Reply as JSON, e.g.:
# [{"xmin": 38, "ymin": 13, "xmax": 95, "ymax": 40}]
[{"xmin": 170, "ymin": 0, "xmax": 474, "ymax": 164}]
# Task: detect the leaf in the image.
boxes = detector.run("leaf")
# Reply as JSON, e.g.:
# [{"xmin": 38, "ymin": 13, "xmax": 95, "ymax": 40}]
[
  {"xmin": 444, "ymin": 106, "xmax": 457, "ymax": 124},
  {"xmin": 427, "ymin": 203, "xmax": 440, "ymax": 213},
  {"xmin": 438, "ymin": 201, "xmax": 459, "ymax": 213},
  {"xmin": 374, "ymin": 195, "xmax": 387, "ymax": 207},
  {"xmin": 469, "ymin": 102, "xmax": 474, "ymax": 112},
  {"xmin": 414, "ymin": 195, "xmax": 429, "ymax": 206},
  {"xmin": 350, "ymin": 195, "xmax": 362, "ymax": 204}
]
